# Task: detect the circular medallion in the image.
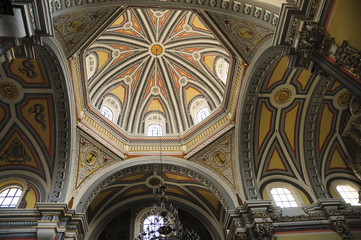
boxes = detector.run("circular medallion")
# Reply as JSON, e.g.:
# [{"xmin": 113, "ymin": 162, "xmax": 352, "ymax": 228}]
[
  {"xmin": 0, "ymin": 82, "xmax": 19, "ymax": 101},
  {"xmin": 146, "ymin": 176, "xmax": 163, "ymax": 188},
  {"xmin": 123, "ymin": 22, "xmax": 133, "ymax": 30},
  {"xmin": 151, "ymin": 86, "xmax": 161, "ymax": 95},
  {"xmin": 237, "ymin": 27, "xmax": 254, "ymax": 39},
  {"xmin": 274, "ymin": 88, "xmax": 292, "ymax": 105},
  {"xmin": 179, "ymin": 76, "xmax": 188, "ymax": 86},
  {"xmin": 337, "ymin": 91, "xmax": 352, "ymax": 107},
  {"xmin": 124, "ymin": 75, "xmax": 133, "ymax": 85},
  {"xmin": 183, "ymin": 24, "xmax": 192, "ymax": 33},
  {"xmin": 334, "ymin": 89, "xmax": 353, "ymax": 110},
  {"xmin": 214, "ymin": 151, "xmax": 226, "ymax": 166},
  {"xmin": 192, "ymin": 51, "xmax": 201, "ymax": 61},
  {"xmin": 154, "ymin": 11, "xmax": 164, "ymax": 18},
  {"xmin": 151, "ymin": 44, "xmax": 163, "ymax": 56},
  {"xmin": 86, "ymin": 151, "xmax": 97, "ymax": 165},
  {"xmin": 67, "ymin": 19, "xmax": 84, "ymax": 32}
]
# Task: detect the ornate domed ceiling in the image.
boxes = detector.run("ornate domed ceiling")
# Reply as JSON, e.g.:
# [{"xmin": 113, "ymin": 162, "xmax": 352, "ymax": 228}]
[
  {"xmin": 67, "ymin": 7, "xmax": 244, "ymax": 157},
  {"xmin": 84, "ymin": 8, "xmax": 231, "ymax": 135}
]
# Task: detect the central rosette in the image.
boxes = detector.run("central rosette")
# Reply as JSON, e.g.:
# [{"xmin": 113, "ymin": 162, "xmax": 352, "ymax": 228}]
[{"xmin": 150, "ymin": 44, "xmax": 163, "ymax": 56}]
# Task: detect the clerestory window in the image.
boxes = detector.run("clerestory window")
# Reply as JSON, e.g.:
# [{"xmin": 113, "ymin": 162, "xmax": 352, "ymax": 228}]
[
  {"xmin": 101, "ymin": 105, "xmax": 114, "ymax": 121},
  {"xmin": 147, "ymin": 124, "xmax": 162, "ymax": 136},
  {"xmin": 196, "ymin": 107, "xmax": 210, "ymax": 123},
  {"xmin": 336, "ymin": 185, "xmax": 361, "ymax": 206},
  {"xmin": 0, "ymin": 187, "xmax": 22, "ymax": 208},
  {"xmin": 270, "ymin": 187, "xmax": 298, "ymax": 208}
]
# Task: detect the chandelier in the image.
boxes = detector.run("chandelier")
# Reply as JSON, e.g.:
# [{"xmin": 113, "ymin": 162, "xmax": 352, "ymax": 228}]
[{"xmin": 134, "ymin": 183, "xmax": 200, "ymax": 240}]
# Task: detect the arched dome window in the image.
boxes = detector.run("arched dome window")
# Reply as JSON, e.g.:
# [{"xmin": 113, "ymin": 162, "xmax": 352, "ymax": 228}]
[
  {"xmin": 145, "ymin": 113, "xmax": 166, "ymax": 136},
  {"xmin": 190, "ymin": 98, "xmax": 210, "ymax": 125},
  {"xmin": 147, "ymin": 124, "xmax": 162, "ymax": 136},
  {"xmin": 0, "ymin": 187, "xmax": 22, "ymax": 208},
  {"xmin": 100, "ymin": 95, "xmax": 121, "ymax": 123},
  {"xmin": 100, "ymin": 105, "xmax": 114, "ymax": 121},
  {"xmin": 336, "ymin": 185, "xmax": 360, "ymax": 206},
  {"xmin": 270, "ymin": 187, "xmax": 298, "ymax": 208},
  {"xmin": 196, "ymin": 107, "xmax": 210, "ymax": 123},
  {"xmin": 85, "ymin": 53, "xmax": 97, "ymax": 79},
  {"xmin": 215, "ymin": 58, "xmax": 229, "ymax": 84}
]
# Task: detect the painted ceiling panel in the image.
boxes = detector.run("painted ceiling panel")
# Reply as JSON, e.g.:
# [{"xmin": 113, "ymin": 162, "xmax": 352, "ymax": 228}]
[
  {"xmin": 8, "ymin": 59, "xmax": 45, "ymax": 84},
  {"xmin": 328, "ymin": 146, "xmax": 347, "ymax": 170},
  {"xmin": 0, "ymin": 130, "xmax": 40, "ymax": 170}
]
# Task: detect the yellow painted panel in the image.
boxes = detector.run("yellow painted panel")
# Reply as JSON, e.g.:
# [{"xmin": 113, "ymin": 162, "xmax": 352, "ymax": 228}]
[
  {"xmin": 284, "ymin": 103, "xmax": 299, "ymax": 153},
  {"xmin": 327, "ymin": 0, "xmax": 361, "ymax": 51},
  {"xmin": 329, "ymin": 185, "xmax": 338, "ymax": 198},
  {"xmin": 120, "ymin": 173, "xmax": 147, "ymax": 181},
  {"xmin": 330, "ymin": 81, "xmax": 341, "ymax": 92},
  {"xmin": 192, "ymin": 15, "xmax": 208, "ymax": 31},
  {"xmin": 262, "ymin": 188, "xmax": 270, "ymax": 200},
  {"xmin": 25, "ymin": 186, "xmax": 37, "ymax": 209},
  {"xmin": 163, "ymin": 173, "xmax": 193, "ymax": 181},
  {"xmin": 0, "ymin": 132, "xmax": 38, "ymax": 169},
  {"xmin": 146, "ymin": 99, "xmax": 165, "ymax": 114},
  {"xmin": 96, "ymin": 51, "xmax": 109, "ymax": 70},
  {"xmin": 90, "ymin": 190, "xmax": 113, "ymax": 212},
  {"xmin": 267, "ymin": 148, "xmax": 286, "ymax": 171},
  {"xmin": 123, "ymin": 187, "xmax": 147, "ymax": 197},
  {"xmin": 203, "ymin": 55, "xmax": 216, "ymax": 74},
  {"xmin": 110, "ymin": 85, "xmax": 126, "ymax": 104},
  {"xmin": 351, "ymin": 231, "xmax": 361, "ymax": 240},
  {"xmin": 275, "ymin": 231, "xmax": 341, "ymax": 240},
  {"xmin": 9, "ymin": 58, "xmax": 44, "ymax": 84},
  {"xmin": 167, "ymin": 187, "xmax": 187, "ymax": 197},
  {"xmin": 185, "ymin": 87, "xmax": 202, "ymax": 105},
  {"xmin": 296, "ymin": 188, "xmax": 311, "ymax": 205},
  {"xmin": 0, "ymin": 179, "xmax": 25, "ymax": 189},
  {"xmin": 195, "ymin": 189, "xmax": 219, "ymax": 210},
  {"xmin": 319, "ymin": 104, "xmax": 333, "ymax": 153},
  {"xmin": 21, "ymin": 98, "xmax": 51, "ymax": 154},
  {"xmin": 111, "ymin": 14, "xmax": 124, "ymax": 27},
  {"xmin": 296, "ymin": 69, "xmax": 312, "ymax": 90},
  {"xmin": 329, "ymin": 147, "xmax": 347, "ymax": 169},
  {"xmin": 266, "ymin": 57, "xmax": 288, "ymax": 89},
  {"xmin": 258, "ymin": 102, "xmax": 272, "ymax": 151}
]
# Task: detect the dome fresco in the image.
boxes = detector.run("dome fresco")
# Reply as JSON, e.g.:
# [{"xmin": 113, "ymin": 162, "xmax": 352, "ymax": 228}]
[{"xmin": 83, "ymin": 8, "xmax": 232, "ymax": 136}]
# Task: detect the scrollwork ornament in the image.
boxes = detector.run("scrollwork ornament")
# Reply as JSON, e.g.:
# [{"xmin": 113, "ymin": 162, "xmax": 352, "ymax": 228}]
[
  {"xmin": 253, "ymin": 222, "xmax": 274, "ymax": 240},
  {"xmin": 234, "ymin": 232, "xmax": 249, "ymax": 240},
  {"xmin": 335, "ymin": 41, "xmax": 361, "ymax": 79},
  {"xmin": 331, "ymin": 219, "xmax": 352, "ymax": 239},
  {"xmin": 0, "ymin": 138, "xmax": 31, "ymax": 163}
]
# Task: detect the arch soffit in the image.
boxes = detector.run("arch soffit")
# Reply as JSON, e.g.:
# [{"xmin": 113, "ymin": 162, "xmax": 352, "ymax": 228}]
[
  {"xmin": 50, "ymin": 0, "xmax": 281, "ymax": 26},
  {"xmin": 74, "ymin": 156, "xmax": 238, "ymax": 213},
  {"xmin": 86, "ymin": 196, "xmax": 224, "ymax": 240}
]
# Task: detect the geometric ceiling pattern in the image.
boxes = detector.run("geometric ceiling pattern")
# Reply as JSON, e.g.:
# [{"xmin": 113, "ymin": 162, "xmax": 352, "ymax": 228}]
[
  {"xmin": 0, "ymin": 48, "xmax": 72, "ymax": 202},
  {"xmin": 239, "ymin": 55, "xmax": 355, "ymax": 201},
  {"xmin": 83, "ymin": 8, "xmax": 231, "ymax": 135}
]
